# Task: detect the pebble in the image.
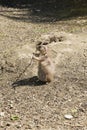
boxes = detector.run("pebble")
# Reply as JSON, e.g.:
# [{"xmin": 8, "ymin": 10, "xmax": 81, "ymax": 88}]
[
  {"xmin": 16, "ymin": 124, "xmax": 22, "ymax": 128},
  {"xmin": 64, "ymin": 114, "xmax": 73, "ymax": 120},
  {"xmin": 0, "ymin": 112, "xmax": 5, "ymax": 117},
  {"xmin": 1, "ymin": 121, "xmax": 4, "ymax": 128}
]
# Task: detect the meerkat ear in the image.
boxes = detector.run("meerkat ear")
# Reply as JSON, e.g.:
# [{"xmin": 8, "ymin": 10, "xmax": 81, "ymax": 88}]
[{"xmin": 37, "ymin": 41, "xmax": 42, "ymax": 46}]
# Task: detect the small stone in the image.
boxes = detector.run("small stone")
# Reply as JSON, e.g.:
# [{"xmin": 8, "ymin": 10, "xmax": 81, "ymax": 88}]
[
  {"xmin": 0, "ymin": 112, "xmax": 5, "ymax": 117},
  {"xmin": 1, "ymin": 121, "xmax": 4, "ymax": 128},
  {"xmin": 16, "ymin": 124, "xmax": 22, "ymax": 128},
  {"xmin": 64, "ymin": 114, "xmax": 73, "ymax": 120},
  {"xmin": 9, "ymin": 104, "xmax": 14, "ymax": 109}
]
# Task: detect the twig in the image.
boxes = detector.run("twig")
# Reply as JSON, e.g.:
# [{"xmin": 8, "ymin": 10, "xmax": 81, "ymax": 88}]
[
  {"xmin": 12, "ymin": 55, "xmax": 33, "ymax": 88},
  {"xmin": 63, "ymin": 123, "xmax": 85, "ymax": 127}
]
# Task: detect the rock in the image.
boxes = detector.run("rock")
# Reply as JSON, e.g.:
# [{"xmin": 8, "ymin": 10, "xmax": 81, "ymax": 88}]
[
  {"xmin": 9, "ymin": 104, "xmax": 14, "ymax": 109},
  {"xmin": 0, "ymin": 112, "xmax": 5, "ymax": 117},
  {"xmin": 16, "ymin": 124, "xmax": 22, "ymax": 128},
  {"xmin": 1, "ymin": 121, "xmax": 4, "ymax": 128},
  {"xmin": 64, "ymin": 114, "xmax": 73, "ymax": 120}
]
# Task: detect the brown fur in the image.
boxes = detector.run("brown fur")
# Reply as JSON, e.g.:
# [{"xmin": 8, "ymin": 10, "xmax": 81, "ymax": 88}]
[{"xmin": 33, "ymin": 45, "xmax": 55, "ymax": 82}]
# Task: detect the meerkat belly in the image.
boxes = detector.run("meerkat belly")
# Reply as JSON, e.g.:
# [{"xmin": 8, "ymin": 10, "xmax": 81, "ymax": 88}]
[
  {"xmin": 38, "ymin": 63, "xmax": 47, "ymax": 81},
  {"xmin": 38, "ymin": 60, "xmax": 55, "ymax": 82}
]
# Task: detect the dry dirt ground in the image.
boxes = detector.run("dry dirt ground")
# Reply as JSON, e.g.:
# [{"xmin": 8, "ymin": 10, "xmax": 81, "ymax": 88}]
[{"xmin": 0, "ymin": 6, "xmax": 87, "ymax": 130}]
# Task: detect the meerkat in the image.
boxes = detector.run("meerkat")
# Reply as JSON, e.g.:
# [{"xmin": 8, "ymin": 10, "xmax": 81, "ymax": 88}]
[{"xmin": 33, "ymin": 45, "xmax": 55, "ymax": 83}]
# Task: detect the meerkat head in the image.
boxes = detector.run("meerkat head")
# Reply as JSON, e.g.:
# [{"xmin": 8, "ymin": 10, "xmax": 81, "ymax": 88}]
[
  {"xmin": 36, "ymin": 41, "xmax": 48, "ymax": 51},
  {"xmin": 38, "ymin": 45, "xmax": 47, "ymax": 55}
]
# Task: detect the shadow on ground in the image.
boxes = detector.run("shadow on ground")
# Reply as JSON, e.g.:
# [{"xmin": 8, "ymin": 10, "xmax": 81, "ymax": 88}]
[
  {"xmin": 0, "ymin": 0, "xmax": 87, "ymax": 23},
  {"xmin": 12, "ymin": 76, "xmax": 46, "ymax": 89}
]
